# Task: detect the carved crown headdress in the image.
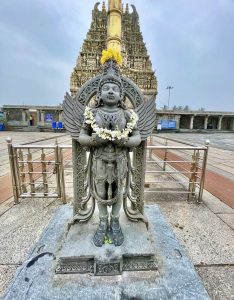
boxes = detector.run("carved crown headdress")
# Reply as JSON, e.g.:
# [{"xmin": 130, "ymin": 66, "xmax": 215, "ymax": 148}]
[{"xmin": 96, "ymin": 60, "xmax": 124, "ymax": 106}]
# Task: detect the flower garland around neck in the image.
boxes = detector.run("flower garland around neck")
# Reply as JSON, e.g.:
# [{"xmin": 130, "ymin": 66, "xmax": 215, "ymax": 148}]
[{"xmin": 84, "ymin": 107, "xmax": 138, "ymax": 141}]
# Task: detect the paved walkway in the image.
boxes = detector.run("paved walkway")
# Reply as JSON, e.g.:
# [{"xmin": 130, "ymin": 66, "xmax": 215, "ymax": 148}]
[
  {"xmin": 0, "ymin": 174, "xmax": 12, "ymax": 204},
  {"xmin": 204, "ymin": 169, "xmax": 234, "ymax": 208}
]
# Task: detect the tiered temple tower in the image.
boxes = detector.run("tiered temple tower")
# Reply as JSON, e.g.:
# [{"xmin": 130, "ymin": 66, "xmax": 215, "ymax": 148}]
[{"xmin": 70, "ymin": 1, "xmax": 157, "ymax": 99}]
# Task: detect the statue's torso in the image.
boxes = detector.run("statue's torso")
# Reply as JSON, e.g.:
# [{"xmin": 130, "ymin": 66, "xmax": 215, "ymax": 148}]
[
  {"xmin": 91, "ymin": 107, "xmax": 129, "ymax": 182},
  {"xmin": 95, "ymin": 108, "xmax": 127, "ymax": 131},
  {"xmin": 92, "ymin": 107, "xmax": 129, "ymax": 156}
]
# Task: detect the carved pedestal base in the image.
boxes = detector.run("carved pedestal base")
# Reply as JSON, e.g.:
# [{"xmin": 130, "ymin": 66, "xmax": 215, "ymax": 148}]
[
  {"xmin": 55, "ymin": 211, "xmax": 157, "ymax": 276},
  {"xmin": 56, "ymin": 255, "xmax": 157, "ymax": 276}
]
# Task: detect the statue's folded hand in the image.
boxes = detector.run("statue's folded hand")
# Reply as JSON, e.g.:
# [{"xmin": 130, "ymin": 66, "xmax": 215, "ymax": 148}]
[
  {"xmin": 92, "ymin": 133, "xmax": 108, "ymax": 145},
  {"xmin": 113, "ymin": 137, "xmax": 129, "ymax": 147}
]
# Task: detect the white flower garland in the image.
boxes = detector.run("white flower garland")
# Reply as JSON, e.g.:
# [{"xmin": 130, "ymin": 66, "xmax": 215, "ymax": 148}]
[{"xmin": 84, "ymin": 107, "xmax": 138, "ymax": 141}]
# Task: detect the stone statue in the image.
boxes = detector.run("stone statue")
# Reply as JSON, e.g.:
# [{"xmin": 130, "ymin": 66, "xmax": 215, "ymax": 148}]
[
  {"xmin": 63, "ymin": 58, "xmax": 156, "ymax": 247},
  {"xmin": 78, "ymin": 75, "xmax": 141, "ymax": 246}
]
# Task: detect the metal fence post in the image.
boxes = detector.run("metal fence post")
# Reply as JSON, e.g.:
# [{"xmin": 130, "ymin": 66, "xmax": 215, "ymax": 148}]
[
  {"xmin": 18, "ymin": 150, "xmax": 27, "ymax": 194},
  {"xmin": 41, "ymin": 150, "xmax": 49, "ymax": 197},
  {"xmin": 54, "ymin": 139, "xmax": 61, "ymax": 199},
  {"xmin": 59, "ymin": 147, "xmax": 67, "ymax": 204},
  {"xmin": 198, "ymin": 140, "xmax": 210, "ymax": 203},
  {"xmin": 27, "ymin": 149, "xmax": 35, "ymax": 195},
  {"xmin": 187, "ymin": 150, "xmax": 200, "ymax": 202},
  {"xmin": 6, "ymin": 137, "xmax": 19, "ymax": 204},
  {"xmin": 163, "ymin": 139, "xmax": 168, "ymax": 171},
  {"xmin": 149, "ymin": 135, "xmax": 153, "ymax": 160}
]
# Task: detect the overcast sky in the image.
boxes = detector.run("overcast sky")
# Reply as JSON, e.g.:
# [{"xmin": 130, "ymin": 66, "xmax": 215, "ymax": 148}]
[{"xmin": 0, "ymin": 0, "xmax": 233, "ymax": 111}]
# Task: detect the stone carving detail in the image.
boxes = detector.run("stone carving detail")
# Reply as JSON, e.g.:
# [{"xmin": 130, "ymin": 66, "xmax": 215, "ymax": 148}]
[
  {"xmin": 56, "ymin": 257, "xmax": 157, "ymax": 275},
  {"xmin": 72, "ymin": 140, "xmax": 95, "ymax": 221},
  {"xmin": 74, "ymin": 76, "xmax": 101, "ymax": 106},
  {"xmin": 121, "ymin": 77, "xmax": 142, "ymax": 107},
  {"xmin": 56, "ymin": 260, "xmax": 94, "ymax": 274},
  {"xmin": 132, "ymin": 141, "xmax": 146, "ymax": 214},
  {"xmin": 70, "ymin": 3, "xmax": 157, "ymax": 98},
  {"xmin": 72, "ymin": 75, "xmax": 143, "ymax": 109},
  {"xmin": 95, "ymin": 262, "xmax": 121, "ymax": 276},
  {"xmin": 123, "ymin": 260, "xmax": 158, "ymax": 271}
]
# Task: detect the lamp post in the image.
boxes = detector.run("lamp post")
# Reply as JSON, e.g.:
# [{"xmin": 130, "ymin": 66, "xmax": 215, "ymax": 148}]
[{"xmin": 166, "ymin": 86, "xmax": 174, "ymax": 109}]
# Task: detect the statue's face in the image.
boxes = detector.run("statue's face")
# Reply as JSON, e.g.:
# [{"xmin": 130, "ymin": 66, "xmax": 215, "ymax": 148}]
[{"xmin": 100, "ymin": 83, "xmax": 121, "ymax": 106}]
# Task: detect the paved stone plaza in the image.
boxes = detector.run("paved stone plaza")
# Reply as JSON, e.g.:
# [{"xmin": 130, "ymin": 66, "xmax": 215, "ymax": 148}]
[{"xmin": 0, "ymin": 131, "xmax": 233, "ymax": 299}]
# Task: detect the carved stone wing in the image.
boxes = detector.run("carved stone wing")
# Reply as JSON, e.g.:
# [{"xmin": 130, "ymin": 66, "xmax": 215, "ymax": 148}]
[
  {"xmin": 63, "ymin": 92, "xmax": 85, "ymax": 140},
  {"xmin": 135, "ymin": 96, "xmax": 156, "ymax": 140}
]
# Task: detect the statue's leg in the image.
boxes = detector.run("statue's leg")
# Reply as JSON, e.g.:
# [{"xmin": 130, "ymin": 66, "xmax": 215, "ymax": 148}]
[
  {"xmin": 110, "ymin": 182, "xmax": 124, "ymax": 246},
  {"xmin": 93, "ymin": 181, "xmax": 108, "ymax": 247}
]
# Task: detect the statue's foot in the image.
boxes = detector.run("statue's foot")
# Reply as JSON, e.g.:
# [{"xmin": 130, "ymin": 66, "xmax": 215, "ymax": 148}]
[
  {"xmin": 110, "ymin": 217, "xmax": 124, "ymax": 246},
  {"xmin": 93, "ymin": 218, "xmax": 108, "ymax": 247}
]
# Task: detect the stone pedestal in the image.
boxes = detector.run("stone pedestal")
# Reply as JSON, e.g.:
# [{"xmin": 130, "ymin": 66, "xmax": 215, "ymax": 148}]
[
  {"xmin": 4, "ymin": 205, "xmax": 210, "ymax": 300},
  {"xmin": 56, "ymin": 213, "xmax": 156, "ymax": 275}
]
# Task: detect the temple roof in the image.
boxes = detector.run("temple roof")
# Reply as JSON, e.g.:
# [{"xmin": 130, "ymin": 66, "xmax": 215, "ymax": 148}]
[{"xmin": 70, "ymin": 2, "xmax": 157, "ymax": 98}]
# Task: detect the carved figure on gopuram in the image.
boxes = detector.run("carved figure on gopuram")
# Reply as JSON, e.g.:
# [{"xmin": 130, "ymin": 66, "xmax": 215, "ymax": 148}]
[{"xmin": 63, "ymin": 0, "xmax": 156, "ymax": 248}]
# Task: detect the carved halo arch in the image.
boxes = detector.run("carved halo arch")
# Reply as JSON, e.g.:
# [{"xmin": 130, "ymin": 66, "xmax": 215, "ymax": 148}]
[{"xmin": 74, "ymin": 75, "xmax": 144, "ymax": 108}]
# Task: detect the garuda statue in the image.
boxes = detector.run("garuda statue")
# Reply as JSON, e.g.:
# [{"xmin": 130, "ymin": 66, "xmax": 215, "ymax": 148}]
[{"xmin": 63, "ymin": 49, "xmax": 156, "ymax": 247}]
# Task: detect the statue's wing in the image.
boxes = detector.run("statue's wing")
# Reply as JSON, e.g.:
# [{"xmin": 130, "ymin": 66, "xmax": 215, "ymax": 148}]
[
  {"xmin": 63, "ymin": 92, "xmax": 85, "ymax": 140},
  {"xmin": 135, "ymin": 96, "xmax": 156, "ymax": 140}
]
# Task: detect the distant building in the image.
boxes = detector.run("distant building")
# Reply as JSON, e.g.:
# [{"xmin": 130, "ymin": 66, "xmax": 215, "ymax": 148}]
[
  {"xmin": 2, "ymin": 105, "xmax": 63, "ymax": 131},
  {"xmin": 1, "ymin": 105, "xmax": 234, "ymax": 131},
  {"xmin": 156, "ymin": 110, "xmax": 234, "ymax": 131}
]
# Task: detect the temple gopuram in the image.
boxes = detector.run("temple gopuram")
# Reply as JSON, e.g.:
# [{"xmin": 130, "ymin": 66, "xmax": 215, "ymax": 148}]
[{"xmin": 70, "ymin": 1, "xmax": 157, "ymax": 99}]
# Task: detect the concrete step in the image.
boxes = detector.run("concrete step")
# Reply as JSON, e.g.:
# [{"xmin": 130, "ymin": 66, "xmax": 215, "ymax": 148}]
[
  {"xmin": 22, "ymin": 126, "xmax": 40, "ymax": 132},
  {"xmin": 6, "ymin": 126, "xmax": 40, "ymax": 132}
]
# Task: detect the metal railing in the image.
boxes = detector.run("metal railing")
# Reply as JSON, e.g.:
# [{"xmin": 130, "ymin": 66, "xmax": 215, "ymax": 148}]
[
  {"xmin": 6, "ymin": 137, "xmax": 70, "ymax": 204},
  {"xmin": 6, "ymin": 135, "xmax": 209, "ymax": 204},
  {"xmin": 146, "ymin": 135, "xmax": 209, "ymax": 202}
]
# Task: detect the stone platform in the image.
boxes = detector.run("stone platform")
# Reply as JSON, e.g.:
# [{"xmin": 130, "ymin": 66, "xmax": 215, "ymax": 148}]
[{"xmin": 4, "ymin": 205, "xmax": 210, "ymax": 299}]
